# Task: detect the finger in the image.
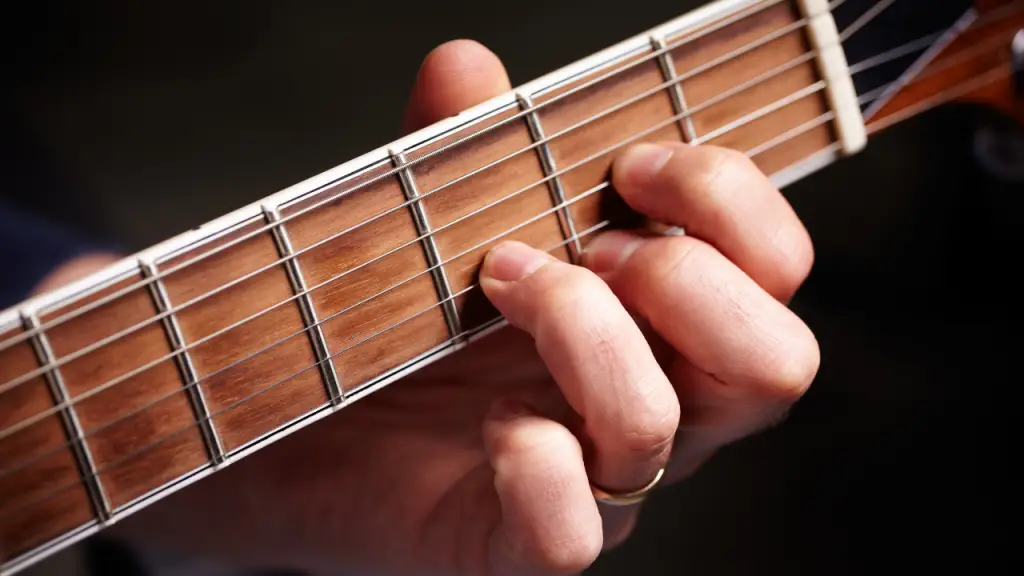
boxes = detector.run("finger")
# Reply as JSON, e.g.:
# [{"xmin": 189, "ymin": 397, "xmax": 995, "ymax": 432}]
[
  {"xmin": 484, "ymin": 398, "xmax": 602, "ymax": 576},
  {"xmin": 402, "ymin": 39, "xmax": 512, "ymax": 134},
  {"xmin": 611, "ymin": 142, "xmax": 814, "ymax": 301},
  {"xmin": 480, "ymin": 241, "xmax": 680, "ymax": 494},
  {"xmin": 584, "ymin": 231, "xmax": 819, "ymax": 435}
]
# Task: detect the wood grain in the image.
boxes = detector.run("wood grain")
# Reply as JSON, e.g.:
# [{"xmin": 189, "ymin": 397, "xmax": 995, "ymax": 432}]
[
  {"xmin": 0, "ymin": 328, "xmax": 92, "ymax": 562},
  {"xmin": 537, "ymin": 47, "xmax": 683, "ymax": 242},
  {"xmin": 162, "ymin": 221, "xmax": 328, "ymax": 452},
  {"xmin": 0, "ymin": 0, "xmax": 918, "ymax": 566},
  {"xmin": 42, "ymin": 276, "xmax": 208, "ymax": 509},
  {"xmin": 670, "ymin": 0, "xmax": 835, "ymax": 174},
  {"xmin": 283, "ymin": 163, "xmax": 450, "ymax": 390},
  {"xmin": 411, "ymin": 107, "xmax": 572, "ymax": 329}
]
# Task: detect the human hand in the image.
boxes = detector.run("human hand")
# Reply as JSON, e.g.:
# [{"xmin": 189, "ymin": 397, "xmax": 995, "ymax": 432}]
[{"xmin": 89, "ymin": 40, "xmax": 821, "ymax": 576}]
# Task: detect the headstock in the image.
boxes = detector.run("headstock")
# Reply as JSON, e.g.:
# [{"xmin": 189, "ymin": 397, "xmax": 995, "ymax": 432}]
[{"xmin": 837, "ymin": 0, "xmax": 1024, "ymax": 134}]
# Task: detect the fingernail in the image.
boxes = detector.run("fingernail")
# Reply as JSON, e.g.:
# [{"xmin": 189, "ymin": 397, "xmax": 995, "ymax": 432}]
[
  {"xmin": 583, "ymin": 230, "xmax": 644, "ymax": 274},
  {"xmin": 487, "ymin": 397, "xmax": 534, "ymax": 422},
  {"xmin": 615, "ymin": 143, "xmax": 674, "ymax": 186},
  {"xmin": 484, "ymin": 241, "xmax": 551, "ymax": 282}
]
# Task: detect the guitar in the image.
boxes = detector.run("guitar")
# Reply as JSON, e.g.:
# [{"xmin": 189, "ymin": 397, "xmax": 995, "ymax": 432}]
[{"xmin": 1, "ymin": 0, "xmax": 1020, "ymax": 572}]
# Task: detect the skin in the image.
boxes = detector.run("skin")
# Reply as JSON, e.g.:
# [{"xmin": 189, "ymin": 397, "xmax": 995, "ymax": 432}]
[{"xmin": 38, "ymin": 40, "xmax": 819, "ymax": 575}]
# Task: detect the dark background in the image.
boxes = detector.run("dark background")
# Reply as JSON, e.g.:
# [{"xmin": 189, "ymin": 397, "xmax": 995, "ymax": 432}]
[{"xmin": 7, "ymin": 0, "xmax": 1017, "ymax": 573}]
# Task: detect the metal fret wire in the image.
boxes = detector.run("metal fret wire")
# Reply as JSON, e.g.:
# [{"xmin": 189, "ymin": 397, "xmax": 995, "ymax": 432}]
[
  {"xmin": 2, "ymin": 59, "xmax": 1014, "ymax": 528},
  {"xmin": 0, "ymin": 0, "xmax": 1016, "ymax": 514},
  {"xmin": 0, "ymin": 26, "xmax": 827, "ymax": 397},
  {"xmin": 0, "ymin": 65, "xmax": 829, "ymax": 444},
  {"xmin": 12, "ymin": 0, "xmax": 1009, "ymax": 377},
  {"xmin": 0, "ymin": 0, "xmax": 817, "ymax": 358},
  {"xmin": 0, "ymin": 217, "xmax": 613, "ymax": 520},
  {"xmin": 6, "ymin": 0, "xmax": 992, "ymax": 383},
  {"xmin": 2, "ymin": 5, "xmax": 1013, "ymax": 441},
  {"xmin": 0, "ymin": 75, "xmax": 838, "ymax": 483}
]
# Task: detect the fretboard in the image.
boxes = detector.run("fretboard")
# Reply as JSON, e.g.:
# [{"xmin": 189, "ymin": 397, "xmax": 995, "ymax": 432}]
[{"xmin": 0, "ymin": 0, "xmax": 871, "ymax": 569}]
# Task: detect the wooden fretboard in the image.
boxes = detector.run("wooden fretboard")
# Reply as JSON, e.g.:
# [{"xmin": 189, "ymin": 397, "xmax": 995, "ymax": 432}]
[{"xmin": 4, "ymin": 0, "xmax": 1016, "ymax": 570}]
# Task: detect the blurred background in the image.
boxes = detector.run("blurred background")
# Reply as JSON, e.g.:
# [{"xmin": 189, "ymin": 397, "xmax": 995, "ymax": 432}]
[{"xmin": 6, "ymin": 0, "xmax": 1017, "ymax": 573}]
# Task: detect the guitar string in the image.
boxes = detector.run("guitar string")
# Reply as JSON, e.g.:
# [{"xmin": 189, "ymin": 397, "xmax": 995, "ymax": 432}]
[
  {"xmin": 0, "ymin": 37, "xmax": 826, "ymax": 397},
  {"xmin": 1, "ymin": 0, "xmax": 1001, "ymax": 388},
  {"xmin": 0, "ymin": 74, "xmax": 851, "ymax": 486},
  {"xmin": 0, "ymin": 73, "xmax": 829, "ymax": 453},
  {"xmin": 839, "ymin": 0, "xmax": 896, "ymax": 42},
  {"xmin": 6, "ymin": 0, "xmax": 1009, "ymax": 379},
  {"xmin": 0, "ymin": 218, "xmax": 613, "ymax": 520},
  {"xmin": 6, "ymin": 50, "xmax": 1011, "ymax": 494},
  {"xmin": 0, "ymin": 0, "xmax": 799, "ymax": 355},
  {"xmin": 4, "ymin": 1, "xmax": 1003, "ymax": 397},
  {"xmin": 854, "ymin": 30, "xmax": 1016, "ymax": 106},
  {"xmin": 0, "ymin": 13, "xmax": 1013, "ymax": 442},
  {"xmin": 0, "ymin": 62, "xmax": 1013, "ymax": 523}
]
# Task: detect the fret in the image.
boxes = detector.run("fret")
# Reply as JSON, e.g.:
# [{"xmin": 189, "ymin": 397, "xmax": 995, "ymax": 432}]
[
  {"xmin": 797, "ymin": 0, "xmax": 868, "ymax": 155},
  {"xmin": 280, "ymin": 161, "xmax": 448, "ymax": 391},
  {"xmin": 536, "ymin": 44, "xmax": 683, "ymax": 240},
  {"xmin": 139, "ymin": 260, "xmax": 227, "ymax": 465},
  {"xmin": 19, "ymin": 313, "xmax": 111, "ymax": 523},
  {"xmin": 667, "ymin": 0, "xmax": 836, "ymax": 174},
  {"xmin": 1, "ymin": 0, "xmax": 892, "ymax": 570},
  {"xmin": 0, "ymin": 323, "xmax": 93, "ymax": 564},
  {"xmin": 160, "ymin": 218, "xmax": 329, "ymax": 453},
  {"xmin": 261, "ymin": 206, "xmax": 345, "ymax": 407},
  {"xmin": 651, "ymin": 34, "xmax": 699, "ymax": 142},
  {"xmin": 516, "ymin": 92, "xmax": 583, "ymax": 261},
  {"xmin": 407, "ymin": 104, "xmax": 572, "ymax": 331},
  {"xmin": 389, "ymin": 149, "xmax": 463, "ymax": 340}
]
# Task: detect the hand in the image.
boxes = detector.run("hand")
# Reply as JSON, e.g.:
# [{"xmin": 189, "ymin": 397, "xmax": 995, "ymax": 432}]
[{"xmin": 81, "ymin": 40, "xmax": 819, "ymax": 575}]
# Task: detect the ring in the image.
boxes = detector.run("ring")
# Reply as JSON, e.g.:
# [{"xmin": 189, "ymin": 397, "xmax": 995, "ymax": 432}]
[{"xmin": 591, "ymin": 468, "xmax": 665, "ymax": 507}]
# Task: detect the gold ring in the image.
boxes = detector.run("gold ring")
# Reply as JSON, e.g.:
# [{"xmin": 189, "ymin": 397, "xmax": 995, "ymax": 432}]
[{"xmin": 591, "ymin": 468, "xmax": 665, "ymax": 507}]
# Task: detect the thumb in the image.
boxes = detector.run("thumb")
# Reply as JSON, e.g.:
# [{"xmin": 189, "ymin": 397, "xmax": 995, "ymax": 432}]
[{"xmin": 401, "ymin": 40, "xmax": 512, "ymax": 134}]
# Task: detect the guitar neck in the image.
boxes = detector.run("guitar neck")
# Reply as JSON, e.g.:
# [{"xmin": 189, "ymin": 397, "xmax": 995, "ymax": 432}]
[{"xmin": 4, "ymin": 0, "xmax": 1005, "ymax": 570}]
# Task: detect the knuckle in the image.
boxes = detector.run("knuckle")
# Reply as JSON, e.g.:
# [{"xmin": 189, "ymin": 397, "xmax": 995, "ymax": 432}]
[
  {"xmin": 638, "ymin": 236, "xmax": 711, "ymax": 286},
  {"xmin": 691, "ymin": 146, "xmax": 753, "ymax": 194},
  {"xmin": 534, "ymin": 266, "xmax": 615, "ymax": 335},
  {"xmin": 619, "ymin": 384, "xmax": 680, "ymax": 457}
]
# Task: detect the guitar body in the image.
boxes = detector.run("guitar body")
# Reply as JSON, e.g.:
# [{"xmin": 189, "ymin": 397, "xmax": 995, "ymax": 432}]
[{"xmin": 1, "ymin": 0, "xmax": 1021, "ymax": 572}]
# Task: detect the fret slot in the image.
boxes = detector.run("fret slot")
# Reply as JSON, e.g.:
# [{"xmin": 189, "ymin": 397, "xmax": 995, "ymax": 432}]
[
  {"xmin": 390, "ymin": 149, "xmax": 463, "ymax": 340},
  {"xmin": 20, "ymin": 313, "xmax": 111, "ymax": 523},
  {"xmin": 161, "ymin": 218, "xmax": 329, "ymax": 453},
  {"xmin": 516, "ymin": 92, "xmax": 583, "ymax": 261},
  {"xmin": 140, "ymin": 260, "xmax": 227, "ymax": 465},
  {"xmin": 651, "ymin": 35, "xmax": 698, "ymax": 142},
  {"xmin": 262, "ymin": 206, "xmax": 345, "ymax": 406}
]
